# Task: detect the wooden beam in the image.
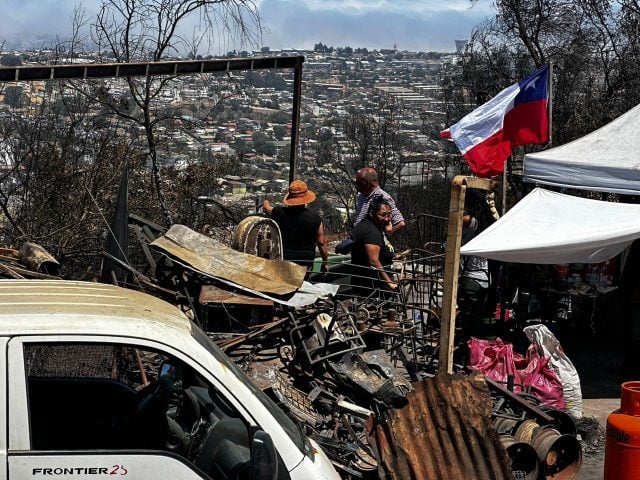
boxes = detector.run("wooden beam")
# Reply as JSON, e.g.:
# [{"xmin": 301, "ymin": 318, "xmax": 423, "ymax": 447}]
[{"xmin": 438, "ymin": 176, "xmax": 493, "ymax": 374}]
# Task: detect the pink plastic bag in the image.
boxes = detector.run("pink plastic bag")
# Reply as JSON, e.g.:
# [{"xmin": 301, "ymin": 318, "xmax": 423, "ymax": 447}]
[
  {"xmin": 468, "ymin": 337, "xmax": 524, "ymax": 393},
  {"xmin": 468, "ymin": 337, "xmax": 564, "ymax": 408},
  {"xmin": 522, "ymin": 345, "xmax": 565, "ymax": 410}
]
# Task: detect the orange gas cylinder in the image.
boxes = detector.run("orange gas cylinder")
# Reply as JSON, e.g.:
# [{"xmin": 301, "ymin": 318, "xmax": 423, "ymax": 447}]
[{"xmin": 604, "ymin": 381, "xmax": 640, "ymax": 479}]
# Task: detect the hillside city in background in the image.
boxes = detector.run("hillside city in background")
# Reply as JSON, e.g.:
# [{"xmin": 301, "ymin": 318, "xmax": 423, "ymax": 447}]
[{"xmin": 0, "ymin": 40, "xmax": 469, "ymax": 233}]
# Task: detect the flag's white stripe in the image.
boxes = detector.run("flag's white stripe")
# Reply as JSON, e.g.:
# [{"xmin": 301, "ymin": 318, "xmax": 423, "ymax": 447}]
[{"xmin": 450, "ymin": 83, "xmax": 520, "ymax": 154}]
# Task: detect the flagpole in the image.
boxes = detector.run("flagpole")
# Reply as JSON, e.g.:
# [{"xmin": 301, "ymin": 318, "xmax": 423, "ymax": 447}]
[
  {"xmin": 548, "ymin": 62, "xmax": 553, "ymax": 147},
  {"xmin": 502, "ymin": 157, "xmax": 508, "ymax": 214}
]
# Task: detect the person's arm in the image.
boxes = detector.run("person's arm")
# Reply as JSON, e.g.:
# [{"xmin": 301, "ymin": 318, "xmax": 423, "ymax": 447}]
[
  {"xmin": 316, "ymin": 222, "xmax": 329, "ymax": 273},
  {"xmin": 364, "ymin": 243, "xmax": 397, "ymax": 290},
  {"xmin": 385, "ymin": 196, "xmax": 405, "ymax": 237},
  {"xmin": 385, "ymin": 220, "xmax": 405, "ymax": 237},
  {"xmin": 261, "ymin": 199, "xmax": 274, "ymax": 215}
]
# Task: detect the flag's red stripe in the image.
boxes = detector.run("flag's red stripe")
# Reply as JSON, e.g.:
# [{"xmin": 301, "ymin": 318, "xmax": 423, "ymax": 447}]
[
  {"xmin": 463, "ymin": 130, "xmax": 512, "ymax": 178},
  {"xmin": 462, "ymin": 99, "xmax": 548, "ymax": 178},
  {"xmin": 503, "ymin": 99, "xmax": 549, "ymax": 146}
]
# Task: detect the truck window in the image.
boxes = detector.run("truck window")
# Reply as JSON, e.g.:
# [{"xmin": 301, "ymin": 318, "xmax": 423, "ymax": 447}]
[{"xmin": 23, "ymin": 342, "xmax": 262, "ymax": 480}]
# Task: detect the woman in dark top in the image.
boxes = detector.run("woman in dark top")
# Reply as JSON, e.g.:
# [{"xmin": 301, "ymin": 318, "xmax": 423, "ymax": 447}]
[
  {"xmin": 350, "ymin": 196, "xmax": 397, "ymax": 294},
  {"xmin": 262, "ymin": 180, "xmax": 329, "ymax": 271}
]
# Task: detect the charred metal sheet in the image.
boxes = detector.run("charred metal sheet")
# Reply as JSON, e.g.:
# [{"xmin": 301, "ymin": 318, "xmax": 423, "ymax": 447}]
[
  {"xmin": 199, "ymin": 284, "xmax": 274, "ymax": 307},
  {"xmin": 150, "ymin": 225, "xmax": 306, "ymax": 295},
  {"xmin": 19, "ymin": 242, "xmax": 60, "ymax": 275},
  {"xmin": 372, "ymin": 372, "xmax": 515, "ymax": 480},
  {"xmin": 329, "ymin": 352, "xmax": 406, "ymax": 404}
]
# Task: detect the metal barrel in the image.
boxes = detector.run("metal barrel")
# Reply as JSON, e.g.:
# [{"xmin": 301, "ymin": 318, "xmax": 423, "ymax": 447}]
[
  {"xmin": 530, "ymin": 426, "xmax": 582, "ymax": 480},
  {"xmin": 514, "ymin": 419, "xmax": 540, "ymax": 444},
  {"xmin": 499, "ymin": 434, "xmax": 540, "ymax": 480},
  {"xmin": 493, "ymin": 417, "xmax": 520, "ymax": 435},
  {"xmin": 540, "ymin": 406, "xmax": 578, "ymax": 436}
]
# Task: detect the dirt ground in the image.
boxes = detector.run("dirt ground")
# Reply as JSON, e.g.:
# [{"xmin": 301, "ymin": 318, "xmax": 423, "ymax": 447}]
[{"xmin": 565, "ymin": 343, "xmax": 629, "ymax": 480}]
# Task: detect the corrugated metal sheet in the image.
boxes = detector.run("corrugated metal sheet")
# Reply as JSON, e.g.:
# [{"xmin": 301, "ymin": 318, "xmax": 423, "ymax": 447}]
[
  {"xmin": 151, "ymin": 224, "xmax": 306, "ymax": 295},
  {"xmin": 372, "ymin": 372, "xmax": 514, "ymax": 480}
]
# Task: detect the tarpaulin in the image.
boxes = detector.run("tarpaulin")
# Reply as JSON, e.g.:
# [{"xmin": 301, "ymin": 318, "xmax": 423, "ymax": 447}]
[
  {"xmin": 460, "ymin": 188, "xmax": 640, "ymax": 264},
  {"xmin": 523, "ymin": 102, "xmax": 640, "ymax": 195}
]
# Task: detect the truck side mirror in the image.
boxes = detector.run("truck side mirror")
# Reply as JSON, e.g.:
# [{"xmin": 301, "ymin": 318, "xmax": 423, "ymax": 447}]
[{"xmin": 249, "ymin": 430, "xmax": 278, "ymax": 480}]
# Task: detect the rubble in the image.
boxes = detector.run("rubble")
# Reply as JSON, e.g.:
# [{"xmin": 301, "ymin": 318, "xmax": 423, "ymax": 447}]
[
  {"xmin": 0, "ymin": 243, "xmax": 61, "ymax": 279},
  {"xmin": 94, "ymin": 218, "xmax": 586, "ymax": 479}
]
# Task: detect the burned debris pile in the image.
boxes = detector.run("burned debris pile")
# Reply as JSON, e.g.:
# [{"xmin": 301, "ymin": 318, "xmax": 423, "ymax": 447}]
[
  {"xmin": 0, "ymin": 242, "xmax": 61, "ymax": 280},
  {"xmin": 8, "ymin": 215, "xmax": 584, "ymax": 479}
]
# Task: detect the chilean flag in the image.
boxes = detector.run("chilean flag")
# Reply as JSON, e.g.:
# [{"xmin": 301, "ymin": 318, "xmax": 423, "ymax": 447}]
[{"xmin": 441, "ymin": 65, "xmax": 550, "ymax": 178}]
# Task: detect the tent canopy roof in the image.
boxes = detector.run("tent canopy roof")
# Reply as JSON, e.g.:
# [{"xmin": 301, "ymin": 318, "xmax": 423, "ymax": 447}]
[
  {"xmin": 460, "ymin": 188, "xmax": 640, "ymax": 264},
  {"xmin": 523, "ymin": 103, "xmax": 640, "ymax": 195}
]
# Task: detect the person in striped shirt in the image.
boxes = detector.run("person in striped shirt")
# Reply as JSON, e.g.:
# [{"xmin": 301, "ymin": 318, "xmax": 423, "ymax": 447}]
[{"xmin": 353, "ymin": 167, "xmax": 405, "ymax": 237}]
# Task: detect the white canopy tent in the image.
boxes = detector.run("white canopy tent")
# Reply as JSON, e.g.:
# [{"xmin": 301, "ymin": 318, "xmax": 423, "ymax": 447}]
[
  {"xmin": 523, "ymin": 103, "xmax": 640, "ymax": 195},
  {"xmin": 460, "ymin": 188, "xmax": 640, "ymax": 264}
]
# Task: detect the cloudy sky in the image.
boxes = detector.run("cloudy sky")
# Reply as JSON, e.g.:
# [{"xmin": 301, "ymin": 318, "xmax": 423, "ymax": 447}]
[{"xmin": 2, "ymin": 0, "xmax": 493, "ymax": 52}]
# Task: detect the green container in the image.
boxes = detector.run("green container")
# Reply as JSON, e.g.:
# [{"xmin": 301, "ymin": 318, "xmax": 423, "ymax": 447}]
[{"xmin": 311, "ymin": 254, "xmax": 351, "ymax": 272}]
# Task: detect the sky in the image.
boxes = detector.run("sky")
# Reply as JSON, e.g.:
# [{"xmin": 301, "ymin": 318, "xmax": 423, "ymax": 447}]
[{"xmin": 1, "ymin": 0, "xmax": 493, "ymax": 53}]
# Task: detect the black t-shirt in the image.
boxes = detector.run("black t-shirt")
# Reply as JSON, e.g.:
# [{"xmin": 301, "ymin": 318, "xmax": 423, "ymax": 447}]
[
  {"xmin": 271, "ymin": 205, "xmax": 321, "ymax": 266},
  {"xmin": 350, "ymin": 217, "xmax": 394, "ymax": 268}
]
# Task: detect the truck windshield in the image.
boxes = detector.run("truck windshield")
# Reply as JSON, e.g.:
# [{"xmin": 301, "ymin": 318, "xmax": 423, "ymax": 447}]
[{"xmin": 192, "ymin": 327, "xmax": 308, "ymax": 454}]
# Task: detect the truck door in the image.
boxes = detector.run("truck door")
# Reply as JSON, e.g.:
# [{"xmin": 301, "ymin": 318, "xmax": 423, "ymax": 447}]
[{"xmin": 7, "ymin": 336, "xmax": 262, "ymax": 480}]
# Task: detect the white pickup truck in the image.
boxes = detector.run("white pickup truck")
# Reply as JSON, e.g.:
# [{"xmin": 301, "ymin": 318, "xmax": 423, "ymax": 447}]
[{"xmin": 0, "ymin": 280, "xmax": 339, "ymax": 480}]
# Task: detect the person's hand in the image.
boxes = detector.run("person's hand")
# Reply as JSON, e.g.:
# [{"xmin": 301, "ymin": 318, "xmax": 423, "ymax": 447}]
[
  {"xmin": 387, "ymin": 282, "xmax": 398, "ymax": 291},
  {"xmin": 261, "ymin": 199, "xmax": 273, "ymax": 214},
  {"xmin": 321, "ymin": 263, "xmax": 330, "ymax": 273}
]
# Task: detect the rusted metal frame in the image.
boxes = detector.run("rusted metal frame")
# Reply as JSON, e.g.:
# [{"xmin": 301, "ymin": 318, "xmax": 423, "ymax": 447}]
[
  {"xmin": 180, "ymin": 286, "xmax": 201, "ymax": 328},
  {"xmin": 438, "ymin": 175, "xmax": 493, "ymax": 374},
  {"xmin": 339, "ymin": 414, "xmax": 370, "ymax": 452},
  {"xmin": 101, "ymin": 251, "xmax": 177, "ymax": 297},
  {"xmin": 289, "ymin": 56, "xmax": 304, "ymax": 183},
  {"xmin": 2, "ymin": 56, "xmax": 306, "ymax": 208},
  {"xmin": 132, "ymin": 224, "xmax": 157, "ymax": 273},
  {"xmin": 216, "ymin": 317, "xmax": 288, "ymax": 352},
  {"xmin": 484, "ymin": 376, "xmax": 554, "ymax": 424},
  {"xmin": 289, "ymin": 309, "xmax": 367, "ymax": 365},
  {"xmin": 1, "ymin": 56, "xmax": 302, "ymax": 82}
]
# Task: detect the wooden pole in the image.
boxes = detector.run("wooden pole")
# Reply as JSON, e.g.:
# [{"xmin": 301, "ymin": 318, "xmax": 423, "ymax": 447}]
[{"xmin": 438, "ymin": 176, "xmax": 493, "ymax": 374}]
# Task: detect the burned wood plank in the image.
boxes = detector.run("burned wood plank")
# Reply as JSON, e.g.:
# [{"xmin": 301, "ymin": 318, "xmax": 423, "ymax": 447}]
[
  {"xmin": 132, "ymin": 224, "xmax": 157, "ymax": 273},
  {"xmin": 216, "ymin": 317, "xmax": 286, "ymax": 352},
  {"xmin": 0, "ymin": 263, "xmax": 25, "ymax": 279},
  {"xmin": 128, "ymin": 213, "xmax": 166, "ymax": 235},
  {"xmin": 199, "ymin": 284, "xmax": 273, "ymax": 307}
]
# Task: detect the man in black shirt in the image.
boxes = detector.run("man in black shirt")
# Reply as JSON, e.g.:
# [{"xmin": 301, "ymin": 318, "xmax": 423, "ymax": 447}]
[{"xmin": 262, "ymin": 180, "xmax": 329, "ymax": 271}]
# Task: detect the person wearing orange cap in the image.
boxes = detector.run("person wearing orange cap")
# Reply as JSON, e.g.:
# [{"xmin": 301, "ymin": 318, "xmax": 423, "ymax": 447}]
[{"xmin": 262, "ymin": 180, "xmax": 329, "ymax": 272}]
